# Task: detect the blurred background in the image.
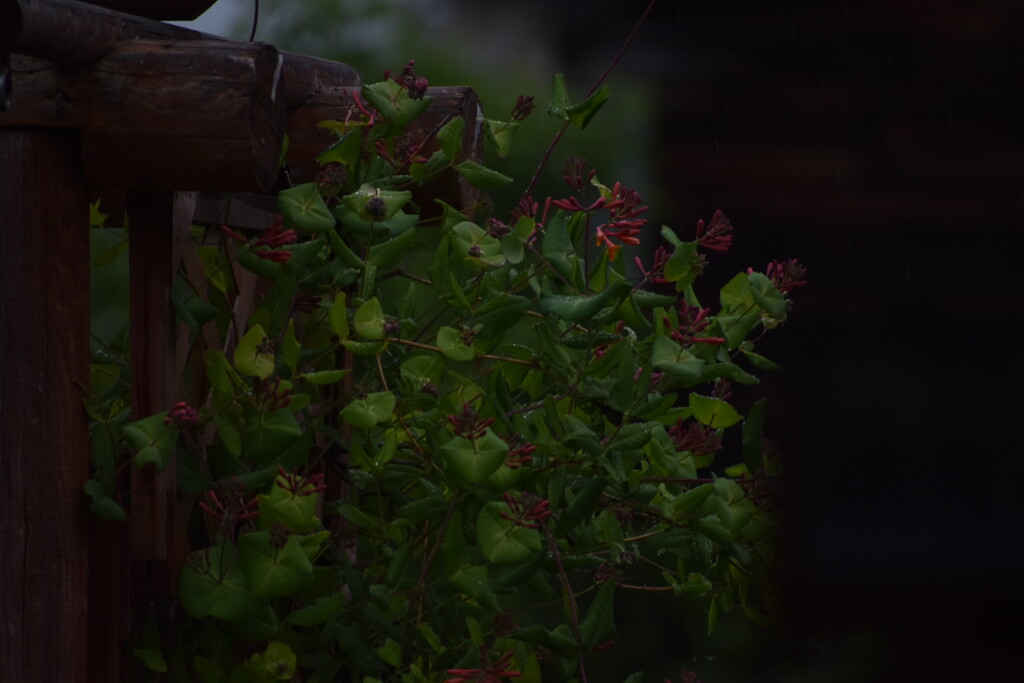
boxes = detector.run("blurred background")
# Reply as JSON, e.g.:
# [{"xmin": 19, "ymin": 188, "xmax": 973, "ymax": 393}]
[{"xmin": 167, "ymin": 1, "xmax": 1024, "ymax": 679}]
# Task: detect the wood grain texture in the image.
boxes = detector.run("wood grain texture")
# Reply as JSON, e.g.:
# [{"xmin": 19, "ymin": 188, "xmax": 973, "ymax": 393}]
[{"xmin": 0, "ymin": 128, "xmax": 90, "ymax": 681}]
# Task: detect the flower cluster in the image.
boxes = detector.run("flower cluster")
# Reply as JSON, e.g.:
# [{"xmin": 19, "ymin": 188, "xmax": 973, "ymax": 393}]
[
  {"xmin": 220, "ymin": 215, "xmax": 296, "ymax": 263},
  {"xmin": 163, "ymin": 401, "xmax": 198, "ymax": 427},
  {"xmin": 664, "ymin": 301, "xmax": 725, "ymax": 346},
  {"xmin": 765, "ymin": 258, "xmax": 807, "ymax": 294},
  {"xmin": 252, "ymin": 375, "xmax": 291, "ymax": 411},
  {"xmin": 447, "ymin": 403, "xmax": 494, "ymax": 440},
  {"xmin": 695, "ymin": 209, "xmax": 733, "ymax": 252},
  {"xmin": 503, "ymin": 435, "xmax": 537, "ymax": 469},
  {"xmin": 511, "ymin": 94, "xmax": 536, "ymax": 121},
  {"xmin": 385, "ymin": 59, "xmax": 429, "ymax": 100},
  {"xmin": 199, "ymin": 477, "xmax": 259, "ymax": 532},
  {"xmin": 552, "ymin": 180, "xmax": 649, "ymax": 260},
  {"xmin": 499, "ymin": 492, "xmax": 551, "ymax": 528},
  {"xmin": 668, "ymin": 420, "xmax": 723, "ymax": 458},
  {"xmin": 634, "ymin": 245, "xmax": 672, "ymax": 285},
  {"xmin": 275, "ymin": 467, "xmax": 328, "ymax": 497}
]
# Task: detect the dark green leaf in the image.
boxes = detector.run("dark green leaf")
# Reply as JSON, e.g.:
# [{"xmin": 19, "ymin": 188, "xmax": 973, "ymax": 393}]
[{"xmin": 454, "ymin": 160, "xmax": 513, "ymax": 189}]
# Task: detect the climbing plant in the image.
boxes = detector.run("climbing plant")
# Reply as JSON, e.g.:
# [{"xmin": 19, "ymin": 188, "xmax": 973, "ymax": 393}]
[{"xmin": 86, "ymin": 51, "xmax": 805, "ymax": 683}]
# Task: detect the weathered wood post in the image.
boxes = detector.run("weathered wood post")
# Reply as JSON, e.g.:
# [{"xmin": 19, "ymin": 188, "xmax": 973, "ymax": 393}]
[{"xmin": 0, "ymin": 129, "xmax": 91, "ymax": 681}]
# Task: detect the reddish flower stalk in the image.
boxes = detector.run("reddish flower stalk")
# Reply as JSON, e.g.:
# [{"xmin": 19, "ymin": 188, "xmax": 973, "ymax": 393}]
[{"xmin": 446, "ymin": 648, "xmax": 522, "ymax": 683}]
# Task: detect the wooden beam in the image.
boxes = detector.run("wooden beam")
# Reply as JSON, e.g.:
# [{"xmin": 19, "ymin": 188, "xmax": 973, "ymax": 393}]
[
  {"xmin": 0, "ymin": 127, "xmax": 90, "ymax": 681},
  {"xmin": 4, "ymin": 40, "xmax": 287, "ymax": 191},
  {"xmin": 89, "ymin": 0, "xmax": 217, "ymax": 21},
  {"xmin": 0, "ymin": 0, "xmax": 218, "ymax": 64}
]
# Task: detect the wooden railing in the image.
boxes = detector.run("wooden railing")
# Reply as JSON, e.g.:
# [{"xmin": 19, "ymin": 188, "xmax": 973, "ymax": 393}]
[{"xmin": 0, "ymin": 1, "xmax": 479, "ymax": 679}]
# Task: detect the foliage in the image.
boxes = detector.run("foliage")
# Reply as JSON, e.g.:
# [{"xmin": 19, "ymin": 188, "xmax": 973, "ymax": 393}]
[{"xmin": 86, "ymin": 57, "xmax": 805, "ymax": 683}]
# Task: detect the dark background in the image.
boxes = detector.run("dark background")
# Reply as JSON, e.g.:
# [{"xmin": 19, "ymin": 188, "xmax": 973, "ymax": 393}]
[{"xmin": 521, "ymin": 0, "xmax": 1024, "ymax": 679}]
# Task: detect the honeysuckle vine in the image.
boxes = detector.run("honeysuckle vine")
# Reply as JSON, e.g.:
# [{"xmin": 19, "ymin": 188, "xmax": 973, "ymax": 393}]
[{"xmin": 83, "ymin": 7, "xmax": 805, "ymax": 681}]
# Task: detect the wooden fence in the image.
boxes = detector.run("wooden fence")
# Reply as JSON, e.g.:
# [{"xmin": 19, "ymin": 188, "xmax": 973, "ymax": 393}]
[{"xmin": 0, "ymin": 1, "xmax": 478, "ymax": 679}]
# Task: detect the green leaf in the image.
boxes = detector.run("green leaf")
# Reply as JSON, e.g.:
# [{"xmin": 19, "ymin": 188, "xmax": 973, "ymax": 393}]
[
  {"xmin": 354, "ymin": 297, "xmax": 386, "ymax": 340},
  {"xmin": 89, "ymin": 199, "xmax": 108, "ymax": 228},
  {"xmin": 689, "ymin": 392, "xmax": 742, "ymax": 428},
  {"xmin": 448, "ymin": 565, "xmax": 501, "ymax": 612},
  {"xmin": 553, "ymin": 477, "xmax": 607, "ymax": 536},
  {"xmin": 476, "ymin": 501, "xmax": 542, "ymax": 565},
  {"xmin": 566, "ymin": 83, "xmax": 611, "ymax": 130},
  {"xmin": 437, "ymin": 115, "xmax": 465, "ymax": 161},
  {"xmin": 124, "ymin": 413, "xmax": 178, "ymax": 471},
  {"xmin": 437, "ymin": 326, "xmax": 475, "ymax": 361},
  {"xmin": 748, "ymin": 271, "xmax": 788, "ymax": 318},
  {"xmin": 83, "ymin": 479, "xmax": 127, "ymax": 520},
  {"xmin": 316, "ymin": 130, "xmax": 362, "ymax": 168},
  {"xmin": 454, "ymin": 160, "xmax": 513, "ymax": 189},
  {"xmin": 664, "ymin": 241, "xmax": 700, "ymax": 290},
  {"xmin": 440, "ymin": 430, "xmax": 509, "ymax": 487},
  {"xmin": 547, "ymin": 74, "xmax": 611, "ymax": 129},
  {"xmin": 327, "ymin": 291, "xmax": 350, "ymax": 339},
  {"xmin": 179, "ymin": 546, "xmax": 264, "ymax": 621},
  {"xmin": 651, "ymin": 336, "xmax": 706, "ymax": 380},
  {"xmin": 341, "ymin": 184, "xmax": 413, "ymax": 223},
  {"xmin": 278, "ymin": 183, "xmax": 335, "ymax": 234},
  {"xmin": 301, "ymin": 369, "xmax": 350, "ymax": 385},
  {"xmin": 546, "ymin": 73, "xmax": 571, "ymax": 120},
  {"xmin": 396, "ymin": 495, "xmax": 449, "ymax": 522},
  {"xmin": 258, "ymin": 473, "xmax": 321, "ymax": 533},
  {"xmin": 539, "ymin": 283, "xmax": 626, "ymax": 324},
  {"xmin": 242, "ymin": 407, "xmax": 302, "ymax": 464},
  {"xmin": 579, "ymin": 580, "xmax": 616, "ymax": 650},
  {"xmin": 483, "ymin": 118, "xmax": 520, "ymax": 158},
  {"xmin": 669, "ymin": 483, "xmax": 715, "ymax": 518},
  {"xmin": 238, "ymin": 531, "xmax": 314, "ymax": 599},
  {"xmin": 367, "ymin": 224, "xmax": 417, "ymax": 268},
  {"xmin": 234, "ymin": 324, "xmax": 275, "ymax": 379},
  {"xmin": 285, "ymin": 592, "xmax": 345, "ymax": 627},
  {"xmin": 361, "ymin": 80, "xmax": 431, "ymax": 130},
  {"xmin": 339, "ymin": 391, "xmax": 396, "ymax": 428}
]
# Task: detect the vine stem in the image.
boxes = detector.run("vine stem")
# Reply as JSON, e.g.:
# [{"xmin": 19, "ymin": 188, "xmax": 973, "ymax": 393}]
[
  {"xmin": 518, "ymin": 0, "xmax": 659, "ymax": 205},
  {"xmin": 540, "ymin": 520, "xmax": 588, "ymax": 683}
]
